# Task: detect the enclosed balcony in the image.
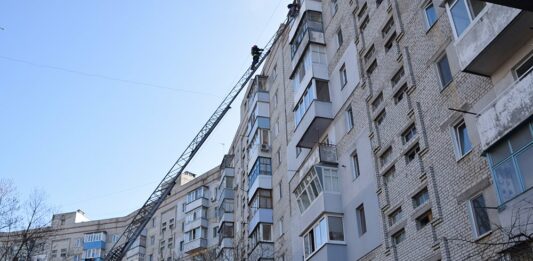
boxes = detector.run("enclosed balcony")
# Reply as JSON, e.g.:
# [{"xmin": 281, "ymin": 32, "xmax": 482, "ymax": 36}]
[
  {"xmin": 220, "ymin": 154, "xmax": 235, "ymax": 178},
  {"xmin": 477, "ymin": 70, "xmax": 533, "ymax": 150},
  {"xmin": 454, "ymin": 4, "xmax": 533, "ymax": 76},
  {"xmin": 248, "ymin": 189, "xmax": 273, "ymax": 233},
  {"xmin": 217, "ymin": 198, "xmax": 234, "ymax": 225},
  {"xmin": 248, "ymin": 157, "xmax": 273, "ymax": 199},
  {"xmin": 246, "ymin": 75, "xmax": 269, "ymax": 113},
  {"xmin": 290, "ymin": 11, "xmax": 325, "ymax": 64},
  {"xmin": 185, "ymin": 186, "xmax": 209, "ymax": 213},
  {"xmin": 83, "ymin": 232, "xmax": 106, "ymax": 250},
  {"xmin": 293, "ymin": 81, "xmax": 333, "ymax": 148},
  {"xmin": 293, "ymin": 165, "xmax": 343, "ymax": 234},
  {"xmin": 289, "ymin": 0, "xmax": 323, "ymax": 42}
]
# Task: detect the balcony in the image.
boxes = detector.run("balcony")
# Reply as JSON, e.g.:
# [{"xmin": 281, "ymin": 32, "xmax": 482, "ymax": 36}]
[
  {"xmin": 248, "ymin": 209, "xmax": 273, "ymax": 234},
  {"xmin": 289, "ymin": 1, "xmax": 323, "ymax": 42},
  {"xmin": 247, "ymin": 116, "xmax": 270, "ymax": 137},
  {"xmin": 477, "ymin": 71, "xmax": 533, "ymax": 150},
  {"xmin": 83, "ymin": 240, "xmax": 105, "ymax": 250},
  {"xmin": 299, "ymin": 192, "xmax": 342, "ymax": 235},
  {"xmin": 248, "ymin": 242, "xmax": 274, "ymax": 261},
  {"xmin": 291, "ymin": 29, "xmax": 325, "ymax": 70},
  {"xmin": 294, "ymin": 100, "xmax": 333, "ymax": 148},
  {"xmin": 218, "ymin": 212, "xmax": 234, "ymax": 227},
  {"xmin": 183, "ymin": 238, "xmax": 207, "ymax": 254},
  {"xmin": 306, "ymin": 244, "xmax": 347, "ymax": 261},
  {"xmin": 217, "ymin": 188, "xmax": 235, "ymax": 202},
  {"xmin": 221, "ymin": 167, "xmax": 234, "ymax": 178},
  {"xmin": 185, "ymin": 197, "xmax": 209, "ymax": 213},
  {"xmin": 455, "ymin": 5, "xmax": 533, "ymax": 76},
  {"xmin": 248, "ymin": 174, "xmax": 272, "ymax": 201},
  {"xmin": 184, "ymin": 218, "xmax": 208, "ymax": 232}
]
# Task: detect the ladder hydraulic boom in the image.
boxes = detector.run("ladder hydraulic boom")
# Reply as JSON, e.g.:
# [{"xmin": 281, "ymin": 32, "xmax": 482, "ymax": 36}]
[{"xmin": 105, "ymin": 14, "xmax": 293, "ymax": 261}]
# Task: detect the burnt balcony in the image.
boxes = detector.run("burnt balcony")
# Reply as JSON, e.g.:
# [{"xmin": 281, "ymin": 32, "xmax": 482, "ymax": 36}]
[
  {"xmin": 477, "ymin": 70, "xmax": 533, "ymax": 150},
  {"xmin": 455, "ymin": 5, "xmax": 533, "ymax": 76}
]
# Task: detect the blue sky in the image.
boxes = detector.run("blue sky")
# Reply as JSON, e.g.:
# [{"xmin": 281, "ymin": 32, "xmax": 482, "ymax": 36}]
[{"xmin": 0, "ymin": 1, "xmax": 288, "ymax": 220}]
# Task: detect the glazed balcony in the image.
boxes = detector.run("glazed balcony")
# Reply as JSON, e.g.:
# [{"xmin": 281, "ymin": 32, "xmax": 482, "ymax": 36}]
[
  {"xmin": 477, "ymin": 70, "xmax": 533, "ymax": 150},
  {"xmin": 183, "ymin": 218, "xmax": 208, "ymax": 233},
  {"xmin": 184, "ymin": 197, "xmax": 209, "ymax": 213},
  {"xmin": 306, "ymin": 244, "xmax": 347, "ymax": 261},
  {"xmin": 248, "ymin": 209, "xmax": 274, "ymax": 234},
  {"xmin": 289, "ymin": 1, "xmax": 323, "ymax": 43},
  {"xmin": 455, "ymin": 5, "xmax": 533, "ymax": 76}
]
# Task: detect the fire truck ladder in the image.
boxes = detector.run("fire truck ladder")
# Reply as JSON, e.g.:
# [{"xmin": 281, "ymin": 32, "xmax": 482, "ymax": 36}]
[{"xmin": 105, "ymin": 14, "xmax": 294, "ymax": 261}]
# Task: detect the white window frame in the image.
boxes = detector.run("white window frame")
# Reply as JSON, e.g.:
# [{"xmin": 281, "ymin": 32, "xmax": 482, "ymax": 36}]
[
  {"xmin": 451, "ymin": 119, "xmax": 473, "ymax": 160},
  {"xmin": 336, "ymin": 28, "xmax": 343, "ymax": 49},
  {"xmin": 340, "ymin": 64, "xmax": 348, "ymax": 88},
  {"xmin": 345, "ymin": 107, "xmax": 354, "ymax": 131},
  {"xmin": 468, "ymin": 192, "xmax": 492, "ymax": 238},
  {"xmin": 436, "ymin": 53, "xmax": 453, "ymax": 88},
  {"xmin": 446, "ymin": 0, "xmax": 488, "ymax": 39}
]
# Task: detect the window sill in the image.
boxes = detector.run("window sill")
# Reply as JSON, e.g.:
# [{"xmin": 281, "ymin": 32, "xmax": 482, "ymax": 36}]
[{"xmin": 455, "ymin": 148, "xmax": 473, "ymax": 162}]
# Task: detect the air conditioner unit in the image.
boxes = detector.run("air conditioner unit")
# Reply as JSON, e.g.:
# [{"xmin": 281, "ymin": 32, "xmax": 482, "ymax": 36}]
[{"xmin": 260, "ymin": 144, "xmax": 270, "ymax": 152}]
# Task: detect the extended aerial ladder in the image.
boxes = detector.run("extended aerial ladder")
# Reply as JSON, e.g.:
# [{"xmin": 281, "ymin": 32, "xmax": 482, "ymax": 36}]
[{"xmin": 105, "ymin": 6, "xmax": 299, "ymax": 260}]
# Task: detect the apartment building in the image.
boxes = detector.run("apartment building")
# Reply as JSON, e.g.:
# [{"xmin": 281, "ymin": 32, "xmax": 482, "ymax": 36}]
[
  {"xmin": 0, "ymin": 169, "xmax": 221, "ymax": 261},
  {"xmin": 2, "ymin": 1, "xmax": 532, "ymax": 261},
  {"xmin": 217, "ymin": 0, "xmax": 533, "ymax": 260}
]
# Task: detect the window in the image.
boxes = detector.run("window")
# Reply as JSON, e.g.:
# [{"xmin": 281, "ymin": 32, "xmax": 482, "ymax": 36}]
[
  {"xmin": 60, "ymin": 248, "xmax": 67, "ymax": 257},
  {"xmin": 294, "ymin": 166, "xmax": 339, "ymax": 212},
  {"xmin": 179, "ymin": 241, "xmax": 184, "ymax": 251},
  {"xmin": 75, "ymin": 238, "xmax": 82, "ymax": 247},
  {"xmin": 249, "ymin": 223, "xmax": 273, "ymax": 248},
  {"xmin": 383, "ymin": 166, "xmax": 396, "ymax": 184},
  {"xmin": 278, "ymin": 182, "xmax": 283, "ymax": 199},
  {"xmin": 380, "ymin": 147, "xmax": 392, "ymax": 167},
  {"xmin": 391, "ymin": 67, "xmax": 405, "ymax": 87},
  {"xmin": 382, "ymin": 17, "xmax": 395, "ymax": 38},
  {"xmin": 84, "ymin": 232, "xmax": 106, "ymax": 242},
  {"xmin": 303, "ymin": 216, "xmax": 345, "ymax": 257},
  {"xmin": 112, "ymin": 234, "xmax": 119, "ymax": 243},
  {"xmin": 513, "ymin": 53, "xmax": 533, "ymax": 80},
  {"xmin": 360, "ymin": 15, "xmax": 370, "ymax": 31},
  {"xmin": 367, "ymin": 60, "xmax": 378, "ymax": 76},
  {"xmin": 389, "ymin": 207, "xmax": 403, "ymax": 226},
  {"xmin": 51, "ymin": 250, "xmax": 57, "ymax": 258},
  {"xmin": 453, "ymin": 120, "xmax": 472, "ymax": 157},
  {"xmin": 340, "ymin": 64, "xmax": 348, "ymax": 88},
  {"xmin": 487, "ymin": 121, "xmax": 533, "ymax": 203},
  {"xmin": 424, "ymin": 2, "xmax": 438, "ymax": 28},
  {"xmin": 376, "ymin": 0, "xmax": 383, "ymax": 6},
  {"xmin": 276, "ymin": 149, "xmax": 281, "ymax": 165},
  {"xmin": 336, "ymin": 28, "xmax": 344, "ymax": 48},
  {"xmin": 413, "ymin": 188, "xmax": 429, "ymax": 208},
  {"xmin": 213, "ymin": 226, "xmax": 218, "ymax": 238},
  {"xmin": 279, "ymin": 217, "xmax": 284, "ymax": 236},
  {"xmin": 437, "ymin": 54, "xmax": 453, "ymax": 87},
  {"xmin": 186, "ymin": 186, "xmax": 207, "ymax": 204},
  {"xmin": 291, "ymin": 11, "xmax": 324, "ymax": 58},
  {"xmin": 393, "ymin": 84, "xmax": 408, "ymax": 104},
  {"xmin": 375, "ymin": 109, "xmax": 386, "ymax": 126},
  {"xmin": 330, "ymin": 0, "xmax": 338, "ymax": 16},
  {"xmin": 405, "ymin": 144, "xmax": 420, "ymax": 163},
  {"xmin": 402, "ymin": 124, "xmax": 417, "ymax": 144},
  {"xmin": 351, "ymin": 153, "xmax": 360, "ymax": 179},
  {"xmin": 73, "ymin": 255, "xmax": 80, "ymax": 261},
  {"xmin": 356, "ymin": 204, "xmax": 367, "ymax": 235},
  {"xmin": 448, "ymin": 0, "xmax": 486, "ymax": 37},
  {"xmin": 358, "ymin": 3, "xmax": 368, "ymax": 18},
  {"xmin": 391, "ymin": 229, "xmax": 406, "ymax": 245},
  {"xmin": 469, "ymin": 194, "xmax": 491, "ymax": 237},
  {"xmin": 384, "ymin": 32, "xmax": 397, "ymax": 52},
  {"xmin": 273, "ymin": 90, "xmax": 278, "ymax": 107},
  {"xmin": 182, "ymin": 203, "xmax": 186, "ymax": 213},
  {"xmin": 328, "ymin": 216, "xmax": 344, "ymax": 241},
  {"xmin": 296, "ymin": 146, "xmax": 302, "ymax": 157},
  {"xmin": 345, "ymin": 107, "xmax": 354, "ymax": 131},
  {"xmin": 371, "ymin": 92, "xmax": 383, "ymax": 111},
  {"xmin": 150, "ymin": 235, "xmax": 155, "ymax": 245},
  {"xmin": 416, "ymin": 210, "xmax": 433, "ymax": 229},
  {"xmin": 248, "ymin": 157, "xmax": 272, "ymax": 186},
  {"xmin": 363, "ymin": 45, "xmax": 375, "ymax": 64},
  {"xmin": 250, "ymin": 189, "xmax": 273, "ymax": 217}
]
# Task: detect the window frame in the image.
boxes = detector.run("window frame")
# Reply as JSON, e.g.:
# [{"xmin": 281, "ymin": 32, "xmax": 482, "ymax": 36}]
[
  {"xmin": 340, "ymin": 64, "xmax": 348, "ymax": 88},
  {"xmin": 436, "ymin": 53, "xmax": 453, "ymax": 88},
  {"xmin": 356, "ymin": 204, "xmax": 367, "ymax": 236},
  {"xmin": 452, "ymin": 119, "xmax": 473, "ymax": 159},
  {"xmin": 468, "ymin": 193, "xmax": 492, "ymax": 238},
  {"xmin": 345, "ymin": 107, "xmax": 354, "ymax": 131},
  {"xmin": 446, "ymin": 0, "xmax": 487, "ymax": 39},
  {"xmin": 351, "ymin": 152, "xmax": 360, "ymax": 179},
  {"xmin": 336, "ymin": 28, "xmax": 344, "ymax": 49},
  {"xmin": 487, "ymin": 121, "xmax": 533, "ymax": 204},
  {"xmin": 512, "ymin": 51, "xmax": 533, "ymax": 81},
  {"xmin": 423, "ymin": 1, "xmax": 438, "ymax": 29}
]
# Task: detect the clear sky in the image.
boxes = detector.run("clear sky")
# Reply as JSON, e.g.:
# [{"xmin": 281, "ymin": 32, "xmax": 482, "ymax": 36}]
[{"xmin": 0, "ymin": 1, "xmax": 288, "ymax": 220}]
